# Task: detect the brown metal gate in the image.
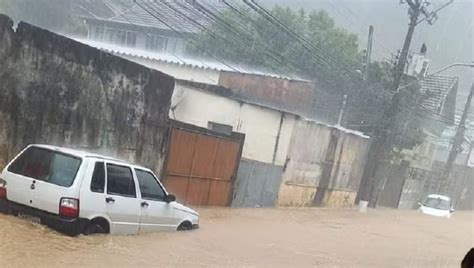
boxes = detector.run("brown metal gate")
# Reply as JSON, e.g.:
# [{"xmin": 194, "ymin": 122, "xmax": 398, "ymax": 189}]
[{"xmin": 163, "ymin": 123, "xmax": 243, "ymax": 206}]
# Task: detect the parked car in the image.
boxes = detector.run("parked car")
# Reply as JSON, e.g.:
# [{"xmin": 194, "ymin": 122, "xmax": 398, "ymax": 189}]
[
  {"xmin": 417, "ymin": 194, "xmax": 454, "ymax": 218},
  {"xmin": 0, "ymin": 144, "xmax": 199, "ymax": 236}
]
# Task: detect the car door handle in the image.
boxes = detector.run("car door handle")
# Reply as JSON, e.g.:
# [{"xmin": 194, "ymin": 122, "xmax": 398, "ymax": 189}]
[
  {"xmin": 105, "ymin": 197, "xmax": 115, "ymax": 203},
  {"xmin": 141, "ymin": 201, "xmax": 149, "ymax": 208}
]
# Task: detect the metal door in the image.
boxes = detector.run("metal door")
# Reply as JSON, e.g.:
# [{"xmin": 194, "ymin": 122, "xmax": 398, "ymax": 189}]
[{"xmin": 163, "ymin": 127, "xmax": 242, "ymax": 206}]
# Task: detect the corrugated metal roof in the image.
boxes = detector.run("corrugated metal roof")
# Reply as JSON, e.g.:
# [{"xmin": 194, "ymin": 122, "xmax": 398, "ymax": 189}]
[
  {"xmin": 82, "ymin": 0, "xmax": 223, "ymax": 34},
  {"xmin": 419, "ymin": 75, "xmax": 458, "ymax": 114},
  {"xmin": 73, "ymin": 38, "xmax": 297, "ymax": 80}
]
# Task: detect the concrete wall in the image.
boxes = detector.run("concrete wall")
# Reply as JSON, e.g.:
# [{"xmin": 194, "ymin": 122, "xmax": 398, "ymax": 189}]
[
  {"xmin": 171, "ymin": 82, "xmax": 295, "ymax": 164},
  {"xmin": 0, "ymin": 15, "xmax": 174, "ymax": 173},
  {"xmin": 277, "ymin": 119, "xmax": 370, "ymax": 207},
  {"xmin": 170, "ymin": 82, "xmax": 296, "ymax": 207},
  {"xmin": 398, "ymin": 179, "xmax": 425, "ymax": 209}
]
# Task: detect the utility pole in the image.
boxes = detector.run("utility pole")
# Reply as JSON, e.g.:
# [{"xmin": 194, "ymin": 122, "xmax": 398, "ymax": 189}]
[
  {"xmin": 392, "ymin": 1, "xmax": 420, "ymax": 92},
  {"xmin": 357, "ymin": 0, "xmax": 453, "ymax": 208},
  {"xmin": 441, "ymin": 83, "xmax": 474, "ymax": 187},
  {"xmin": 337, "ymin": 94, "xmax": 347, "ymax": 126},
  {"xmin": 364, "ymin": 25, "xmax": 374, "ymax": 82}
]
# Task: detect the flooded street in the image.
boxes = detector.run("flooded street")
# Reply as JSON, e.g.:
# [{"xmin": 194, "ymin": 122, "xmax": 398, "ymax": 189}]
[{"xmin": 0, "ymin": 208, "xmax": 472, "ymax": 267}]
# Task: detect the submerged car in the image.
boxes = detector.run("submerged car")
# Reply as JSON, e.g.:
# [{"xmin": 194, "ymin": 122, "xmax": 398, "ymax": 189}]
[
  {"xmin": 0, "ymin": 144, "xmax": 199, "ymax": 236},
  {"xmin": 418, "ymin": 194, "xmax": 454, "ymax": 218}
]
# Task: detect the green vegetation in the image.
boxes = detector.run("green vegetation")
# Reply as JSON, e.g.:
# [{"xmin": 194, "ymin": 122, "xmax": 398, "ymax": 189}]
[
  {"xmin": 191, "ymin": 5, "xmax": 426, "ymax": 161},
  {"xmin": 190, "ymin": 6, "xmax": 359, "ymax": 83}
]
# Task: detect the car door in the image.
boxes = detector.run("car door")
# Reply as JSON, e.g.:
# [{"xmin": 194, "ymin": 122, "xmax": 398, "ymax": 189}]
[
  {"xmin": 135, "ymin": 168, "xmax": 179, "ymax": 233},
  {"xmin": 104, "ymin": 162, "xmax": 141, "ymax": 235},
  {"xmin": 79, "ymin": 160, "xmax": 107, "ymax": 221}
]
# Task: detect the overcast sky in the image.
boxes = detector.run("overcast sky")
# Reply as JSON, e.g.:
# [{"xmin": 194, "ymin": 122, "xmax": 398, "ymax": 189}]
[{"xmin": 266, "ymin": 0, "xmax": 473, "ymax": 100}]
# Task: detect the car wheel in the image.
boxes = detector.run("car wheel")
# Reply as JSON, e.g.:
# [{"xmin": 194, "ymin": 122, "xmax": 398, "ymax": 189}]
[
  {"xmin": 177, "ymin": 221, "xmax": 192, "ymax": 231},
  {"xmin": 83, "ymin": 223, "xmax": 106, "ymax": 235}
]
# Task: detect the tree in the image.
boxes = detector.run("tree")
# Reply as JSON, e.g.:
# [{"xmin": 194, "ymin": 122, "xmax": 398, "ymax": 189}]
[
  {"xmin": 190, "ymin": 6, "xmax": 359, "ymax": 84},
  {"xmin": 345, "ymin": 60, "xmax": 427, "ymax": 163},
  {"xmin": 192, "ymin": 5, "xmax": 426, "ymax": 160}
]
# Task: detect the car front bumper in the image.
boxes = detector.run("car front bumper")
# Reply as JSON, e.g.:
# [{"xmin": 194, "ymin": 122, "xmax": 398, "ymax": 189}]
[{"xmin": 0, "ymin": 199, "xmax": 89, "ymax": 236}]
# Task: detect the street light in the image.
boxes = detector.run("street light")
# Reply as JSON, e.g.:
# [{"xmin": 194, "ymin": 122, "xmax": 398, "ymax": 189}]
[
  {"xmin": 397, "ymin": 62, "xmax": 474, "ymax": 91},
  {"xmin": 429, "ymin": 62, "xmax": 474, "ymax": 76}
]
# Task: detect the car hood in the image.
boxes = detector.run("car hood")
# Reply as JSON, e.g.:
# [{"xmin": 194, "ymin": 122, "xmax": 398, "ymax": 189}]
[
  {"xmin": 173, "ymin": 202, "xmax": 199, "ymax": 217},
  {"xmin": 420, "ymin": 206, "xmax": 450, "ymax": 217}
]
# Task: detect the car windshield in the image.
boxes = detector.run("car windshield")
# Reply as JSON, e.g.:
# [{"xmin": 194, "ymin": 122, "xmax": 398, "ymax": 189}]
[{"xmin": 423, "ymin": 197, "xmax": 450, "ymax": 210}]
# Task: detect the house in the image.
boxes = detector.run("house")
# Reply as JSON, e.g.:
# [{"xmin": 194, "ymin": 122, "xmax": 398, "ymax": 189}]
[
  {"xmin": 73, "ymin": 36, "xmax": 370, "ymax": 208},
  {"xmin": 75, "ymin": 0, "xmax": 348, "ymax": 125},
  {"xmin": 80, "ymin": 0, "xmax": 222, "ymax": 55},
  {"xmin": 403, "ymin": 75, "xmax": 458, "ymax": 170},
  {"xmin": 74, "ymin": 38, "xmax": 344, "ymax": 125},
  {"xmin": 377, "ymin": 74, "xmax": 460, "ymax": 209},
  {"xmin": 169, "ymin": 80, "xmax": 370, "ymax": 208}
]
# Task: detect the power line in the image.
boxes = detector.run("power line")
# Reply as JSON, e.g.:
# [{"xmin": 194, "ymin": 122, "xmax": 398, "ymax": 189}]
[
  {"xmin": 217, "ymin": 0, "xmax": 354, "ymax": 87},
  {"xmin": 326, "ymin": 0, "xmax": 392, "ymax": 57},
  {"xmin": 153, "ymin": 0, "xmax": 313, "ymax": 79},
  {"xmin": 242, "ymin": 0, "xmax": 362, "ymax": 84},
  {"xmin": 134, "ymin": 0, "xmax": 242, "ymax": 73},
  {"xmin": 179, "ymin": 0, "xmax": 303, "ymax": 78},
  {"xmin": 174, "ymin": 0, "xmax": 355, "ymax": 88}
]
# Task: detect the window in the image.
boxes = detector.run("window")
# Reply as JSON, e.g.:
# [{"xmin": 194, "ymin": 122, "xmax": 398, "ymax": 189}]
[
  {"xmin": 93, "ymin": 26, "xmax": 105, "ymax": 41},
  {"xmin": 106, "ymin": 28, "xmax": 115, "ymax": 43},
  {"xmin": 126, "ymin": 32, "xmax": 137, "ymax": 47},
  {"xmin": 106, "ymin": 164, "xmax": 136, "ymax": 197},
  {"xmin": 8, "ymin": 147, "xmax": 81, "ymax": 187},
  {"xmin": 145, "ymin": 35, "xmax": 167, "ymax": 52},
  {"xmin": 90, "ymin": 161, "xmax": 105, "ymax": 193},
  {"xmin": 105, "ymin": 29, "xmax": 137, "ymax": 47},
  {"xmin": 423, "ymin": 197, "xmax": 450, "ymax": 210},
  {"xmin": 135, "ymin": 169, "xmax": 166, "ymax": 201},
  {"xmin": 208, "ymin": 121, "xmax": 233, "ymax": 135},
  {"xmin": 116, "ymin": 30, "xmax": 126, "ymax": 44}
]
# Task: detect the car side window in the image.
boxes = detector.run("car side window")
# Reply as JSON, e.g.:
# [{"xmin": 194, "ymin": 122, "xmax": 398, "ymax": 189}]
[
  {"xmin": 135, "ymin": 169, "xmax": 166, "ymax": 201},
  {"xmin": 7, "ymin": 146, "xmax": 81, "ymax": 187},
  {"xmin": 90, "ymin": 161, "xmax": 105, "ymax": 193},
  {"xmin": 106, "ymin": 164, "xmax": 136, "ymax": 198}
]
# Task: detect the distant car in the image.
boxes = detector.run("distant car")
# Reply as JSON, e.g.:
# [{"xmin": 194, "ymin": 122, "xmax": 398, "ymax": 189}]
[
  {"xmin": 418, "ymin": 194, "xmax": 454, "ymax": 218},
  {"xmin": 0, "ymin": 144, "xmax": 199, "ymax": 236}
]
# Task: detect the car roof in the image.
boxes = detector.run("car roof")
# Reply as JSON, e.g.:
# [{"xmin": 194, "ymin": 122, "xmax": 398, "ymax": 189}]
[
  {"xmin": 426, "ymin": 194, "xmax": 451, "ymax": 201},
  {"xmin": 29, "ymin": 144, "xmax": 149, "ymax": 170}
]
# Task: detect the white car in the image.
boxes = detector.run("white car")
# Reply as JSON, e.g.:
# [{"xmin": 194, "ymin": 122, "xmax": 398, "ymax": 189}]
[
  {"xmin": 0, "ymin": 144, "xmax": 199, "ymax": 236},
  {"xmin": 418, "ymin": 194, "xmax": 454, "ymax": 218}
]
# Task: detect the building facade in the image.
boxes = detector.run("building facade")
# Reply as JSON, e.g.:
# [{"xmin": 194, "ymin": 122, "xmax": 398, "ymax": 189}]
[{"xmin": 170, "ymin": 80, "xmax": 370, "ymax": 208}]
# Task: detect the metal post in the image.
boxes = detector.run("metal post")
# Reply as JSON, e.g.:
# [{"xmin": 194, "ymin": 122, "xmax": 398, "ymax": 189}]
[{"xmin": 364, "ymin": 25, "xmax": 374, "ymax": 81}]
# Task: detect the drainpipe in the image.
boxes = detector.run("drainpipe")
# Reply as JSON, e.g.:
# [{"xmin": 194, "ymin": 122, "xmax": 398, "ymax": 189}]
[{"xmin": 272, "ymin": 113, "xmax": 285, "ymax": 164}]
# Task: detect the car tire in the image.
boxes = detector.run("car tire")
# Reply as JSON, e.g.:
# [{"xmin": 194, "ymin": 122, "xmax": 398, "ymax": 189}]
[
  {"xmin": 83, "ymin": 223, "xmax": 106, "ymax": 235},
  {"xmin": 177, "ymin": 221, "xmax": 192, "ymax": 231}
]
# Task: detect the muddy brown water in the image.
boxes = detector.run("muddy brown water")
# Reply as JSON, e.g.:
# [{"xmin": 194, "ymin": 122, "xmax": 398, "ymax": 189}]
[{"xmin": 0, "ymin": 208, "xmax": 472, "ymax": 267}]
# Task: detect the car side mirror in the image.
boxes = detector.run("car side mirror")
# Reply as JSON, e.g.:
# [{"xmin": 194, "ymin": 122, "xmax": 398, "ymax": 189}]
[
  {"xmin": 417, "ymin": 201, "xmax": 422, "ymax": 206},
  {"xmin": 166, "ymin": 194, "xmax": 176, "ymax": 203}
]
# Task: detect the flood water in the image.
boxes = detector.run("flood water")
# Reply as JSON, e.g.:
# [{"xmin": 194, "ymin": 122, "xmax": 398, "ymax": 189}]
[{"xmin": 0, "ymin": 207, "xmax": 472, "ymax": 267}]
